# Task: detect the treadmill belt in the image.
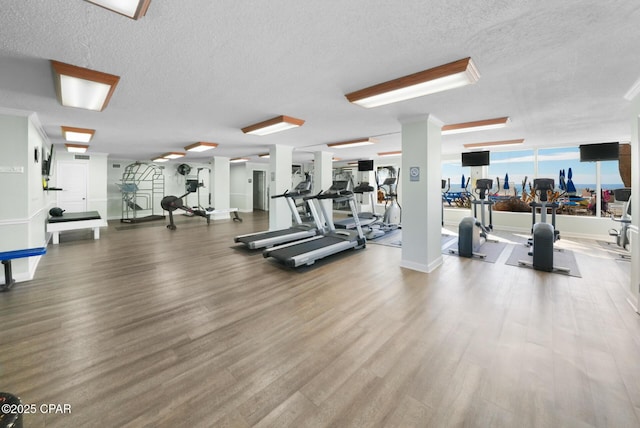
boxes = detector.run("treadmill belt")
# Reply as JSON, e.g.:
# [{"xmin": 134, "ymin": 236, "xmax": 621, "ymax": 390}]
[
  {"xmin": 268, "ymin": 236, "xmax": 346, "ymax": 260},
  {"xmin": 236, "ymin": 228, "xmax": 302, "ymax": 244}
]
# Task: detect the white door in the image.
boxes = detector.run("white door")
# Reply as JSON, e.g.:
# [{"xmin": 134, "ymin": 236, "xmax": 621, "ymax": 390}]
[{"xmin": 56, "ymin": 161, "xmax": 88, "ymax": 212}]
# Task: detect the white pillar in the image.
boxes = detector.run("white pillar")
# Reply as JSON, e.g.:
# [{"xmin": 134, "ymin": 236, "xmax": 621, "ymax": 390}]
[
  {"xmin": 314, "ymin": 151, "xmax": 333, "ymax": 224},
  {"xmin": 400, "ymin": 114, "xmax": 443, "ymax": 273},
  {"xmin": 269, "ymin": 145, "xmax": 293, "ymax": 230},
  {"xmin": 212, "ymin": 156, "xmax": 230, "ymax": 220},
  {"xmin": 628, "ymin": 100, "xmax": 640, "ymax": 311}
]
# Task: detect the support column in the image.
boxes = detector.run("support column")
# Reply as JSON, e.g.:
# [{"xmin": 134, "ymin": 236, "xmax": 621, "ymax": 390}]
[
  {"xmin": 314, "ymin": 151, "xmax": 333, "ymax": 224},
  {"xmin": 212, "ymin": 156, "xmax": 230, "ymax": 220},
  {"xmin": 628, "ymin": 99, "xmax": 640, "ymax": 311},
  {"xmin": 269, "ymin": 145, "xmax": 293, "ymax": 230},
  {"xmin": 400, "ymin": 114, "xmax": 443, "ymax": 273}
]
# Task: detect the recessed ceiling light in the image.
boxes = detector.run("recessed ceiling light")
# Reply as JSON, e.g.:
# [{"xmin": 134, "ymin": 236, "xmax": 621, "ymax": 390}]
[
  {"xmin": 463, "ymin": 139, "xmax": 525, "ymax": 149},
  {"xmin": 65, "ymin": 144, "xmax": 89, "ymax": 153},
  {"xmin": 327, "ymin": 138, "xmax": 377, "ymax": 149},
  {"xmin": 85, "ymin": 0, "xmax": 151, "ymax": 19},
  {"xmin": 241, "ymin": 115, "xmax": 305, "ymax": 136},
  {"xmin": 346, "ymin": 57, "xmax": 480, "ymax": 108},
  {"xmin": 61, "ymin": 126, "xmax": 95, "ymax": 143},
  {"xmin": 230, "ymin": 158, "xmax": 249, "ymax": 163},
  {"xmin": 442, "ymin": 117, "xmax": 510, "ymax": 135},
  {"xmin": 51, "ymin": 60, "xmax": 120, "ymax": 112},
  {"xmin": 185, "ymin": 142, "xmax": 218, "ymax": 152}
]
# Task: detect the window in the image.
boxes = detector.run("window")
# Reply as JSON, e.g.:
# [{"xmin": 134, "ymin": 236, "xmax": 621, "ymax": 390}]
[{"xmin": 488, "ymin": 149, "xmax": 534, "ymax": 197}]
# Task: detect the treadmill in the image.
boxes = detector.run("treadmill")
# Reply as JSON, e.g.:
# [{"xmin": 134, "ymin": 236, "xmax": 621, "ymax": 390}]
[
  {"xmin": 234, "ymin": 179, "xmax": 321, "ymax": 249},
  {"xmin": 263, "ymin": 184, "xmax": 366, "ymax": 267},
  {"xmin": 334, "ymin": 181, "xmax": 379, "ymax": 229}
]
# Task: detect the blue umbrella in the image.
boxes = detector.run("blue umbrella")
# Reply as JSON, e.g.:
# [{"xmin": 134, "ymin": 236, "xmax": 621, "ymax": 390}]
[
  {"xmin": 461, "ymin": 174, "xmax": 466, "ymax": 190},
  {"xmin": 559, "ymin": 169, "xmax": 566, "ymax": 191},
  {"xmin": 503, "ymin": 173, "xmax": 510, "ymax": 190},
  {"xmin": 567, "ymin": 167, "xmax": 576, "ymax": 193}
]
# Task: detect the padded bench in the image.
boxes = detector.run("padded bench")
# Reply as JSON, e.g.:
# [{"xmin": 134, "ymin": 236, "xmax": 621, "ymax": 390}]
[
  {"xmin": 0, "ymin": 247, "xmax": 46, "ymax": 291},
  {"xmin": 47, "ymin": 211, "xmax": 108, "ymax": 244}
]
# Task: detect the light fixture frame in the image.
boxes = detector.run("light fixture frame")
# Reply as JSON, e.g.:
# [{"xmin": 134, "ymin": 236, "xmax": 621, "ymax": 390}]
[
  {"xmin": 442, "ymin": 117, "xmax": 510, "ymax": 135},
  {"xmin": 61, "ymin": 126, "xmax": 95, "ymax": 143},
  {"xmin": 151, "ymin": 156, "xmax": 168, "ymax": 163},
  {"xmin": 258, "ymin": 153, "xmax": 270, "ymax": 158},
  {"xmin": 346, "ymin": 57, "xmax": 480, "ymax": 108},
  {"xmin": 65, "ymin": 143, "xmax": 89, "ymax": 153},
  {"xmin": 463, "ymin": 139, "xmax": 525, "ymax": 149},
  {"xmin": 377, "ymin": 151, "xmax": 402, "ymax": 157},
  {"xmin": 327, "ymin": 137, "xmax": 377, "ymax": 149},
  {"xmin": 85, "ymin": 0, "xmax": 151, "ymax": 20},
  {"xmin": 241, "ymin": 115, "xmax": 305, "ymax": 136},
  {"xmin": 230, "ymin": 158, "xmax": 249, "ymax": 163},
  {"xmin": 185, "ymin": 142, "xmax": 218, "ymax": 152},
  {"xmin": 51, "ymin": 60, "xmax": 120, "ymax": 112}
]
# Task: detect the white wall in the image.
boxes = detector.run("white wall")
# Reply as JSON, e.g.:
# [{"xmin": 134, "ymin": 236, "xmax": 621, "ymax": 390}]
[{"xmin": 0, "ymin": 112, "xmax": 50, "ymax": 284}]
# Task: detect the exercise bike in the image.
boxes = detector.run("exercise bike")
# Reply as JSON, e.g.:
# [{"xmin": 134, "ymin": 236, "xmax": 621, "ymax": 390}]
[
  {"xmin": 452, "ymin": 178, "xmax": 494, "ymax": 258},
  {"xmin": 608, "ymin": 187, "xmax": 632, "ymax": 259},
  {"xmin": 518, "ymin": 178, "xmax": 569, "ymax": 273}
]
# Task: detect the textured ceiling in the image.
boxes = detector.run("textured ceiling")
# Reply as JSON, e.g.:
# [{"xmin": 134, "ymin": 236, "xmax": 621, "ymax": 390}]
[{"xmin": 1, "ymin": 0, "xmax": 640, "ymax": 165}]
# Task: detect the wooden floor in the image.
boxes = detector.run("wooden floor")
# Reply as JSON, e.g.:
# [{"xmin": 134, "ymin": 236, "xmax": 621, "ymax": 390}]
[{"xmin": 1, "ymin": 211, "xmax": 639, "ymax": 427}]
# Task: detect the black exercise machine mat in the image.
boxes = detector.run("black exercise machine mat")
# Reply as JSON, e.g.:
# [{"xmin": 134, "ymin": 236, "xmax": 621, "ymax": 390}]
[{"xmin": 48, "ymin": 211, "xmax": 102, "ymax": 223}]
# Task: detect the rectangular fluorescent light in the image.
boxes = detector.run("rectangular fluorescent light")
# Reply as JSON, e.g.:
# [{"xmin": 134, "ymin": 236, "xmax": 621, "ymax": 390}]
[
  {"xmin": 258, "ymin": 153, "xmax": 270, "ymax": 158},
  {"xmin": 162, "ymin": 152, "xmax": 185, "ymax": 159},
  {"xmin": 378, "ymin": 151, "xmax": 402, "ymax": 157},
  {"xmin": 65, "ymin": 144, "xmax": 89, "ymax": 153},
  {"xmin": 85, "ymin": 0, "xmax": 151, "ymax": 19},
  {"xmin": 442, "ymin": 117, "xmax": 510, "ymax": 135},
  {"xmin": 51, "ymin": 60, "xmax": 120, "ymax": 112},
  {"xmin": 463, "ymin": 139, "xmax": 525, "ymax": 149},
  {"xmin": 346, "ymin": 57, "xmax": 480, "ymax": 108},
  {"xmin": 152, "ymin": 156, "xmax": 168, "ymax": 162},
  {"xmin": 230, "ymin": 158, "xmax": 249, "ymax": 163},
  {"xmin": 61, "ymin": 126, "xmax": 95, "ymax": 143},
  {"xmin": 327, "ymin": 137, "xmax": 377, "ymax": 149},
  {"xmin": 185, "ymin": 142, "xmax": 218, "ymax": 152},
  {"xmin": 241, "ymin": 115, "xmax": 305, "ymax": 136}
]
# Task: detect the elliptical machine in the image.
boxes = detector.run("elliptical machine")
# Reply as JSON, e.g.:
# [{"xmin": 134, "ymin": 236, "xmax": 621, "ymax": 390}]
[
  {"xmin": 518, "ymin": 178, "xmax": 569, "ymax": 273},
  {"xmin": 453, "ymin": 178, "xmax": 494, "ymax": 258},
  {"xmin": 608, "ymin": 187, "xmax": 632, "ymax": 259}
]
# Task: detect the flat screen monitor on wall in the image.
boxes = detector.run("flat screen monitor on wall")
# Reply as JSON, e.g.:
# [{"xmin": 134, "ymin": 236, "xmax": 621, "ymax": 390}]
[
  {"xmin": 461, "ymin": 150, "xmax": 490, "ymax": 167},
  {"xmin": 579, "ymin": 142, "xmax": 619, "ymax": 162},
  {"xmin": 357, "ymin": 160, "xmax": 374, "ymax": 171}
]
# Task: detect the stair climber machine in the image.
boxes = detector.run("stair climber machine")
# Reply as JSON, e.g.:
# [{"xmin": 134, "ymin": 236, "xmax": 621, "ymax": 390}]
[
  {"xmin": 451, "ymin": 178, "xmax": 495, "ymax": 258},
  {"xmin": 518, "ymin": 178, "xmax": 569, "ymax": 273},
  {"xmin": 234, "ymin": 179, "xmax": 321, "ymax": 249},
  {"xmin": 263, "ymin": 183, "xmax": 366, "ymax": 267},
  {"xmin": 608, "ymin": 187, "xmax": 632, "ymax": 259}
]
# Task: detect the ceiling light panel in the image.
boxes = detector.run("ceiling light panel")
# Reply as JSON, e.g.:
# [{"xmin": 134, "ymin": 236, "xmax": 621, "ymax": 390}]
[
  {"xmin": 241, "ymin": 115, "xmax": 305, "ymax": 136},
  {"xmin": 65, "ymin": 144, "xmax": 89, "ymax": 153},
  {"xmin": 442, "ymin": 117, "xmax": 510, "ymax": 135},
  {"xmin": 327, "ymin": 138, "xmax": 377, "ymax": 149},
  {"xmin": 185, "ymin": 142, "xmax": 218, "ymax": 152},
  {"xmin": 346, "ymin": 57, "xmax": 480, "ymax": 108},
  {"xmin": 463, "ymin": 139, "xmax": 525, "ymax": 149},
  {"xmin": 86, "ymin": 0, "xmax": 151, "ymax": 19},
  {"xmin": 61, "ymin": 126, "xmax": 95, "ymax": 143},
  {"xmin": 51, "ymin": 60, "xmax": 120, "ymax": 111},
  {"xmin": 162, "ymin": 152, "xmax": 185, "ymax": 159}
]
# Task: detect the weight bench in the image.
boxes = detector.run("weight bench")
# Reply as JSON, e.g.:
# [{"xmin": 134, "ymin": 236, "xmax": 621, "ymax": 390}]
[
  {"xmin": 0, "ymin": 247, "xmax": 46, "ymax": 291},
  {"xmin": 47, "ymin": 211, "xmax": 108, "ymax": 244}
]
